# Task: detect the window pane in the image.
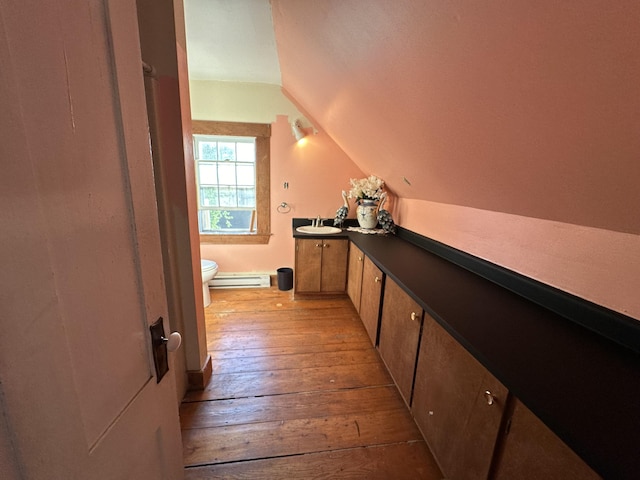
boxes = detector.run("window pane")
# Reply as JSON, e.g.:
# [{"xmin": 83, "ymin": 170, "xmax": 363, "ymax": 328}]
[
  {"xmin": 198, "ymin": 209, "xmax": 234, "ymax": 232},
  {"xmin": 198, "ymin": 164, "xmax": 218, "ymax": 185},
  {"xmin": 218, "ymin": 143, "xmax": 236, "ymax": 162},
  {"xmin": 236, "ymin": 164, "xmax": 255, "ymax": 186},
  {"xmin": 200, "ymin": 187, "xmax": 218, "ymax": 207},
  {"xmin": 198, "ymin": 209, "xmax": 253, "ymax": 233},
  {"xmin": 237, "ymin": 187, "xmax": 255, "ymax": 207},
  {"xmin": 227, "ymin": 210, "xmax": 253, "ymax": 230},
  {"xmin": 219, "ymin": 186, "xmax": 237, "ymax": 207},
  {"xmin": 198, "ymin": 141, "xmax": 218, "ymax": 160},
  {"xmin": 218, "ymin": 163, "xmax": 236, "ymax": 185},
  {"xmin": 236, "ymin": 142, "xmax": 255, "ymax": 163}
]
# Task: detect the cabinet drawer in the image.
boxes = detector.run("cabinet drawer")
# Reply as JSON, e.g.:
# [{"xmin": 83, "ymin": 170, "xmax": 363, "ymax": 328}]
[
  {"xmin": 412, "ymin": 315, "xmax": 508, "ymax": 480},
  {"xmin": 294, "ymin": 238, "xmax": 348, "ymax": 294},
  {"xmin": 294, "ymin": 238, "xmax": 323, "ymax": 292},
  {"xmin": 347, "ymin": 242, "xmax": 364, "ymax": 310},
  {"xmin": 378, "ymin": 278, "xmax": 423, "ymax": 406},
  {"xmin": 360, "ymin": 256, "xmax": 383, "ymax": 346},
  {"xmin": 320, "ymin": 239, "xmax": 348, "ymax": 292},
  {"xmin": 492, "ymin": 399, "xmax": 600, "ymax": 480}
]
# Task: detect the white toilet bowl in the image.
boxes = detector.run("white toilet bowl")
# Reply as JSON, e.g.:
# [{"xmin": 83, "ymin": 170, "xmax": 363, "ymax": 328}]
[{"xmin": 201, "ymin": 259, "xmax": 218, "ymax": 307}]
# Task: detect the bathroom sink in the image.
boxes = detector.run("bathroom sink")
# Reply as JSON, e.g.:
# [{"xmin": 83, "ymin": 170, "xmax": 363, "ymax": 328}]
[{"xmin": 296, "ymin": 225, "xmax": 342, "ymax": 235}]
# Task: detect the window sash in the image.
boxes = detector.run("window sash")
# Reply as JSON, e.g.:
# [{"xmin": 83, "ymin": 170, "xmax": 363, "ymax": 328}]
[
  {"xmin": 191, "ymin": 121, "xmax": 271, "ymax": 245},
  {"xmin": 194, "ymin": 136, "xmax": 257, "ymax": 233}
]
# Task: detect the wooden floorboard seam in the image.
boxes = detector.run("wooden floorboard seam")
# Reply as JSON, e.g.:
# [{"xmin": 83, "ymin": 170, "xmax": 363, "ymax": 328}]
[
  {"xmin": 180, "ymin": 407, "xmax": 411, "ymax": 431},
  {"xmin": 181, "ymin": 383, "xmax": 398, "ymax": 405},
  {"xmin": 183, "ymin": 440, "xmax": 429, "ymax": 469}
]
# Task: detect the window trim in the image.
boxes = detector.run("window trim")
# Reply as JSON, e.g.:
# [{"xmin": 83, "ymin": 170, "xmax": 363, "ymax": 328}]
[{"xmin": 192, "ymin": 120, "xmax": 271, "ymax": 244}]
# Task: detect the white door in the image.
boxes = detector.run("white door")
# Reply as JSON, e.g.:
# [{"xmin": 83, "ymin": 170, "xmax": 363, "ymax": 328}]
[{"xmin": 0, "ymin": 1, "xmax": 183, "ymax": 479}]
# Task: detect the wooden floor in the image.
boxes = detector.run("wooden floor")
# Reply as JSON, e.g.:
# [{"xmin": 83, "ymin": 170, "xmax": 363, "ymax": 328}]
[{"xmin": 180, "ymin": 287, "xmax": 442, "ymax": 479}]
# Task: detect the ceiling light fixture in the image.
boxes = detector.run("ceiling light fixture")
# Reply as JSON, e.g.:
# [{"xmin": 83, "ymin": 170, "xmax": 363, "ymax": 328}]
[{"xmin": 291, "ymin": 119, "xmax": 306, "ymax": 142}]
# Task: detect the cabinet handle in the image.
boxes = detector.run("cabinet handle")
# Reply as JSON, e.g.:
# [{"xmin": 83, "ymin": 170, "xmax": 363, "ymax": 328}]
[
  {"xmin": 484, "ymin": 390, "xmax": 495, "ymax": 406},
  {"xmin": 315, "ymin": 243, "xmax": 321, "ymax": 247},
  {"xmin": 410, "ymin": 312, "xmax": 418, "ymax": 321},
  {"xmin": 323, "ymin": 243, "xmax": 329, "ymax": 248},
  {"xmin": 374, "ymin": 276, "xmax": 380, "ymax": 283},
  {"xmin": 358, "ymin": 256, "xmax": 363, "ymax": 261}
]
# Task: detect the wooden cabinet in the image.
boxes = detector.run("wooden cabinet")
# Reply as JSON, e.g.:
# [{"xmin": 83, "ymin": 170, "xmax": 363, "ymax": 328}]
[
  {"xmin": 492, "ymin": 399, "xmax": 600, "ymax": 480},
  {"xmin": 412, "ymin": 315, "xmax": 508, "ymax": 480},
  {"xmin": 346, "ymin": 242, "xmax": 364, "ymax": 311},
  {"xmin": 294, "ymin": 238, "xmax": 348, "ymax": 294},
  {"xmin": 378, "ymin": 278, "xmax": 423, "ymax": 405},
  {"xmin": 359, "ymin": 256, "xmax": 383, "ymax": 346},
  {"xmin": 346, "ymin": 241, "xmax": 383, "ymax": 346}
]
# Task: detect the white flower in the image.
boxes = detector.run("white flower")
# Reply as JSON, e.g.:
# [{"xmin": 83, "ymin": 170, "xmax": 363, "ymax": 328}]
[{"xmin": 348, "ymin": 175, "xmax": 385, "ymax": 202}]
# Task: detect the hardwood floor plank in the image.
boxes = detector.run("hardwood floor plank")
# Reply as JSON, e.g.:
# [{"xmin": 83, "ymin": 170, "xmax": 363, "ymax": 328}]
[
  {"xmin": 206, "ymin": 326, "xmax": 368, "ymax": 351},
  {"xmin": 207, "ymin": 311, "xmax": 362, "ymax": 332},
  {"xmin": 184, "ymin": 442, "xmax": 442, "ymax": 480},
  {"xmin": 207, "ymin": 326, "xmax": 366, "ymax": 346},
  {"xmin": 182, "ymin": 409, "xmax": 424, "ymax": 465},
  {"xmin": 207, "ymin": 340, "xmax": 372, "ymax": 361},
  {"xmin": 184, "ymin": 362, "xmax": 393, "ymax": 402},
  {"xmin": 181, "ymin": 287, "xmax": 441, "ymax": 478},
  {"xmin": 209, "ymin": 302, "xmax": 358, "ymax": 316},
  {"xmin": 208, "ymin": 290, "xmax": 351, "ymax": 313},
  {"xmin": 180, "ymin": 386, "xmax": 404, "ymax": 429},
  {"xmin": 209, "ymin": 348, "xmax": 381, "ymax": 375}
]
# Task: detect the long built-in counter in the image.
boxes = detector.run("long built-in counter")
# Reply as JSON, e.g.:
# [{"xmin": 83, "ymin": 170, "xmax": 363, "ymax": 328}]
[{"xmin": 292, "ymin": 219, "xmax": 640, "ymax": 479}]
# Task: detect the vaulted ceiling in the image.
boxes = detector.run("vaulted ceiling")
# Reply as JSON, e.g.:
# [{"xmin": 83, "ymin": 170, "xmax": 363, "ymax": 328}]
[
  {"xmin": 185, "ymin": 0, "xmax": 640, "ymax": 234},
  {"xmin": 184, "ymin": 0, "xmax": 281, "ymax": 84}
]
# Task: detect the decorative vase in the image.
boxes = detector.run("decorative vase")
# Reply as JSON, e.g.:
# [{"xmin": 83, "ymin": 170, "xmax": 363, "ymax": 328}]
[{"xmin": 356, "ymin": 199, "xmax": 379, "ymax": 229}]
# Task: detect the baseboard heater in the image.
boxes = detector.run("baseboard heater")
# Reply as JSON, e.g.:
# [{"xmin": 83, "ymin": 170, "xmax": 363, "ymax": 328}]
[{"xmin": 209, "ymin": 273, "xmax": 271, "ymax": 289}]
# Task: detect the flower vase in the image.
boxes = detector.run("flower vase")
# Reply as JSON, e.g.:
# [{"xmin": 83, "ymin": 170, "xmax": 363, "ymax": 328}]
[{"xmin": 356, "ymin": 199, "xmax": 379, "ymax": 229}]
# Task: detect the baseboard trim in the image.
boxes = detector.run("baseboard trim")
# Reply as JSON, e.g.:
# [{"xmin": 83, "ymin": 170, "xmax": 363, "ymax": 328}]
[{"xmin": 187, "ymin": 355, "xmax": 212, "ymax": 391}]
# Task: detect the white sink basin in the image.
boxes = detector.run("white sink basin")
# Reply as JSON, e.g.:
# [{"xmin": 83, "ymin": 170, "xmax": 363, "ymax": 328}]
[{"xmin": 296, "ymin": 225, "xmax": 342, "ymax": 234}]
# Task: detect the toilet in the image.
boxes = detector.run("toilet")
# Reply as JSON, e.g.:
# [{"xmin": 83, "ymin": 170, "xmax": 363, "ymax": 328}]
[{"xmin": 201, "ymin": 259, "xmax": 218, "ymax": 307}]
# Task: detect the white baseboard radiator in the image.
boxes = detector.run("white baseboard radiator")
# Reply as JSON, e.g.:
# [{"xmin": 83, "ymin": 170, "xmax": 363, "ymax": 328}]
[{"xmin": 209, "ymin": 273, "xmax": 271, "ymax": 289}]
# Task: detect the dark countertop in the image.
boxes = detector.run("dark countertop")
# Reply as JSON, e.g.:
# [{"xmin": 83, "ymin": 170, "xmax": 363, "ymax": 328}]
[{"xmin": 292, "ymin": 219, "xmax": 640, "ymax": 479}]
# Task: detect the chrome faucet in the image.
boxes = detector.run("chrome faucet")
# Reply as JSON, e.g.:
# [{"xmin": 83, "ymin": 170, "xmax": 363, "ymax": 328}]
[{"xmin": 316, "ymin": 215, "xmax": 322, "ymax": 227}]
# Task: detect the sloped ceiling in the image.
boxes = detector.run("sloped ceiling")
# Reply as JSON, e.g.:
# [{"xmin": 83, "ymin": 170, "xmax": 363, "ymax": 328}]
[
  {"xmin": 271, "ymin": 0, "xmax": 640, "ymax": 234},
  {"xmin": 184, "ymin": 0, "xmax": 281, "ymax": 84}
]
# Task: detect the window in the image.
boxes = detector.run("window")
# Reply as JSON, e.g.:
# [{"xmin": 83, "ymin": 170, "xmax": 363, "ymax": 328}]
[
  {"xmin": 192, "ymin": 121, "xmax": 271, "ymax": 244},
  {"xmin": 194, "ymin": 135, "xmax": 256, "ymax": 232}
]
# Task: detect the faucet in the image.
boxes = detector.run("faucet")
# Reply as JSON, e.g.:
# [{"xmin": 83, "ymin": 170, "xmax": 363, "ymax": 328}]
[{"xmin": 316, "ymin": 216, "xmax": 323, "ymax": 227}]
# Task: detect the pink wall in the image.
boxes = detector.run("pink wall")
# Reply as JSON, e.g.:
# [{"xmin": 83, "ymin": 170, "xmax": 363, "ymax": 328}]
[
  {"xmin": 200, "ymin": 115, "xmax": 364, "ymax": 272},
  {"xmin": 137, "ymin": 0, "xmax": 208, "ymax": 384},
  {"xmin": 177, "ymin": 42, "xmax": 209, "ymax": 371},
  {"xmin": 273, "ymin": 0, "xmax": 640, "ymax": 234},
  {"xmin": 272, "ymin": 0, "xmax": 640, "ymax": 320},
  {"xmin": 397, "ymin": 199, "xmax": 640, "ymax": 320}
]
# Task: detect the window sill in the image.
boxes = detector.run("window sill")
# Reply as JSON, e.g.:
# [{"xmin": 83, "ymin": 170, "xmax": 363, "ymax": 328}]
[{"xmin": 199, "ymin": 233, "xmax": 271, "ymax": 245}]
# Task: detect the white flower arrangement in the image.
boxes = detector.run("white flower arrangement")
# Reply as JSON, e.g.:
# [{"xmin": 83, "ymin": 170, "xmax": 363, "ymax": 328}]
[{"xmin": 348, "ymin": 175, "xmax": 385, "ymax": 204}]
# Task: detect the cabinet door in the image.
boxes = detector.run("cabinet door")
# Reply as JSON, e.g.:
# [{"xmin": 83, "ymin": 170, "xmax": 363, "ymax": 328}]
[
  {"xmin": 378, "ymin": 278, "xmax": 423, "ymax": 405},
  {"xmin": 360, "ymin": 256, "xmax": 383, "ymax": 346},
  {"xmin": 320, "ymin": 239, "xmax": 348, "ymax": 292},
  {"xmin": 346, "ymin": 242, "xmax": 364, "ymax": 311},
  {"xmin": 492, "ymin": 399, "xmax": 600, "ymax": 480},
  {"xmin": 294, "ymin": 238, "xmax": 322, "ymax": 292},
  {"xmin": 412, "ymin": 315, "xmax": 508, "ymax": 480}
]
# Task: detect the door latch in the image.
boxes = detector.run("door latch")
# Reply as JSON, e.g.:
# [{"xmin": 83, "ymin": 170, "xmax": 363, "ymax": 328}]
[
  {"xmin": 150, "ymin": 317, "xmax": 169, "ymax": 383},
  {"xmin": 150, "ymin": 317, "xmax": 182, "ymax": 383}
]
